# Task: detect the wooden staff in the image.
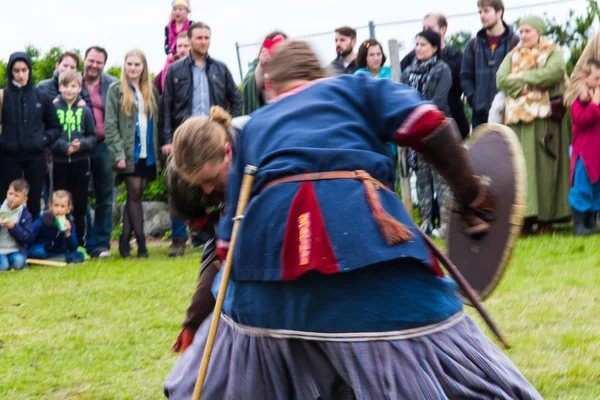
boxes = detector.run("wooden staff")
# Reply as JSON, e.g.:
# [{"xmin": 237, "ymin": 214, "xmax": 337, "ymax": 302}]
[
  {"xmin": 418, "ymin": 228, "xmax": 510, "ymax": 349},
  {"xmin": 27, "ymin": 258, "xmax": 67, "ymax": 267},
  {"xmin": 192, "ymin": 165, "xmax": 258, "ymax": 400},
  {"xmin": 388, "ymin": 39, "xmax": 413, "ymax": 218}
]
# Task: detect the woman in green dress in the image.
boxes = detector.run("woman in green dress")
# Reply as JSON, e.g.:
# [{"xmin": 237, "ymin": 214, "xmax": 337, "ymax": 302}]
[{"xmin": 496, "ymin": 16, "xmax": 571, "ymax": 235}]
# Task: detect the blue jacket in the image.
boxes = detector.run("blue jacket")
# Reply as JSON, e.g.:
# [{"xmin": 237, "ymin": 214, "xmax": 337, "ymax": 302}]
[
  {"xmin": 219, "ymin": 75, "xmax": 432, "ymax": 282},
  {"xmin": 2, "ymin": 206, "xmax": 33, "ymax": 254},
  {"xmin": 460, "ymin": 22, "xmax": 518, "ymax": 119},
  {"xmin": 354, "ymin": 66, "xmax": 392, "ymax": 79},
  {"xmin": 29, "ymin": 212, "xmax": 78, "ymax": 253}
]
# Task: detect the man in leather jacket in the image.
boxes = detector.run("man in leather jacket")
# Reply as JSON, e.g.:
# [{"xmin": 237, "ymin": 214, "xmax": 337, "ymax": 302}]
[
  {"xmin": 162, "ymin": 22, "xmax": 242, "ymax": 147},
  {"xmin": 161, "ymin": 22, "xmax": 242, "ymax": 256}
]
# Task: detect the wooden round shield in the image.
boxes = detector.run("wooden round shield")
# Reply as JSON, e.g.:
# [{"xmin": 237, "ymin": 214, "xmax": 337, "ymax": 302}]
[{"xmin": 447, "ymin": 123, "xmax": 526, "ymax": 304}]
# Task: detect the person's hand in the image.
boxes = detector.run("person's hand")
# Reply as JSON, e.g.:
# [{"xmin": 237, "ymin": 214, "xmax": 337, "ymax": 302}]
[
  {"xmin": 172, "ymin": 328, "xmax": 196, "ymax": 353},
  {"xmin": 117, "ymin": 160, "xmax": 127, "ymax": 170},
  {"xmin": 258, "ymin": 47, "xmax": 271, "ymax": 68},
  {"xmin": 77, "ymin": 99, "xmax": 86, "ymax": 107},
  {"xmin": 67, "ymin": 145, "xmax": 76, "ymax": 155},
  {"xmin": 167, "ymin": 53, "xmax": 176, "ymax": 63},
  {"xmin": 579, "ymin": 88, "xmax": 592, "ymax": 103},
  {"xmin": 161, "ymin": 144, "xmax": 172, "ymax": 155},
  {"xmin": 63, "ymin": 220, "xmax": 72, "ymax": 237},
  {"xmin": 508, "ymin": 72, "xmax": 523, "ymax": 80},
  {"xmin": 4, "ymin": 220, "xmax": 15, "ymax": 229},
  {"xmin": 592, "ymin": 88, "xmax": 600, "ymax": 105},
  {"xmin": 53, "ymin": 97, "xmax": 60, "ymax": 104},
  {"xmin": 71, "ymin": 139, "xmax": 81, "ymax": 152}
]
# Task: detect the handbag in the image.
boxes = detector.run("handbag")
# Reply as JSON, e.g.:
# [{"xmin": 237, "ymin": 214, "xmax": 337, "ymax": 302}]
[{"xmin": 549, "ymin": 96, "xmax": 566, "ymax": 121}]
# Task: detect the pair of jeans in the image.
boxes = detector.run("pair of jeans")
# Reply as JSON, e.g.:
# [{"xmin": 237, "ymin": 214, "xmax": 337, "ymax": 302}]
[
  {"xmin": 569, "ymin": 158, "xmax": 600, "ymax": 212},
  {"xmin": 28, "ymin": 244, "xmax": 85, "ymax": 264},
  {"xmin": 0, "ymin": 252, "xmax": 27, "ymax": 271},
  {"xmin": 172, "ymin": 219, "xmax": 189, "ymax": 241},
  {"xmin": 88, "ymin": 142, "xmax": 114, "ymax": 250}
]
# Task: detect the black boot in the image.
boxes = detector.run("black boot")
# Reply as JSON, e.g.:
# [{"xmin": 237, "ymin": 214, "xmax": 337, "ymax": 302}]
[
  {"xmin": 573, "ymin": 211, "xmax": 593, "ymax": 236},
  {"xmin": 119, "ymin": 233, "xmax": 131, "ymax": 258},
  {"xmin": 136, "ymin": 234, "xmax": 149, "ymax": 258},
  {"xmin": 585, "ymin": 211, "xmax": 599, "ymax": 233}
]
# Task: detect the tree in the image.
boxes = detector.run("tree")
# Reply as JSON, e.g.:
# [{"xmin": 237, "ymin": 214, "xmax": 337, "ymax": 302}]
[
  {"xmin": 447, "ymin": 31, "xmax": 473, "ymax": 53},
  {"xmin": 106, "ymin": 66, "xmax": 122, "ymax": 80},
  {"xmin": 541, "ymin": 0, "xmax": 600, "ymax": 75}
]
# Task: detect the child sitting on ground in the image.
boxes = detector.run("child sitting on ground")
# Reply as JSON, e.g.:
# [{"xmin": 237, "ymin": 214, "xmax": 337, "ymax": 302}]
[
  {"xmin": 0, "ymin": 179, "xmax": 33, "ymax": 271},
  {"xmin": 569, "ymin": 59, "xmax": 600, "ymax": 236},
  {"xmin": 28, "ymin": 190, "xmax": 85, "ymax": 264}
]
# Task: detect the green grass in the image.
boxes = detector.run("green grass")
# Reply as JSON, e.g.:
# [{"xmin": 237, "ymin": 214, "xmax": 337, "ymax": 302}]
[{"xmin": 1, "ymin": 235, "xmax": 599, "ymax": 399}]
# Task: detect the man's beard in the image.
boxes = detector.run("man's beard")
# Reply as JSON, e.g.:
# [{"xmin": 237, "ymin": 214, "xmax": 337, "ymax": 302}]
[
  {"xmin": 483, "ymin": 17, "xmax": 499, "ymax": 30},
  {"xmin": 337, "ymin": 47, "xmax": 353, "ymax": 57}
]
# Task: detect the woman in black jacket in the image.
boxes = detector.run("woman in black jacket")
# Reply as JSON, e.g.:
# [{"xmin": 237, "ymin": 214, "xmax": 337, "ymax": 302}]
[
  {"xmin": 0, "ymin": 52, "xmax": 61, "ymax": 218},
  {"xmin": 401, "ymin": 31, "xmax": 452, "ymax": 238}
]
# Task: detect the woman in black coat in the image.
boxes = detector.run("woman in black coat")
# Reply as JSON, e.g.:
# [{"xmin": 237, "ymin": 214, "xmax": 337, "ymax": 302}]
[
  {"xmin": 0, "ymin": 52, "xmax": 61, "ymax": 217},
  {"xmin": 401, "ymin": 30, "xmax": 452, "ymax": 238}
]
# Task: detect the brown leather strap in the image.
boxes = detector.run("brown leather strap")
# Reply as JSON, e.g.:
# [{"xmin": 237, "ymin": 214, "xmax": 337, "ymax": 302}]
[
  {"xmin": 262, "ymin": 170, "xmax": 413, "ymax": 245},
  {"xmin": 261, "ymin": 171, "xmax": 362, "ymax": 192}
]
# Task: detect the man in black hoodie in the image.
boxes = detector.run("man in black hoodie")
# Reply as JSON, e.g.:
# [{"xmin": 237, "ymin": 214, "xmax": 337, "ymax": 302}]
[
  {"xmin": 460, "ymin": 0, "xmax": 518, "ymax": 129},
  {"xmin": 401, "ymin": 13, "xmax": 470, "ymax": 138},
  {"xmin": 0, "ymin": 52, "xmax": 61, "ymax": 218}
]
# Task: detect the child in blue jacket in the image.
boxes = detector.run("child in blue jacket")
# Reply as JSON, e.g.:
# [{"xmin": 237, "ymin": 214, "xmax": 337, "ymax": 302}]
[
  {"xmin": 28, "ymin": 190, "xmax": 85, "ymax": 264},
  {"xmin": 0, "ymin": 179, "xmax": 33, "ymax": 271}
]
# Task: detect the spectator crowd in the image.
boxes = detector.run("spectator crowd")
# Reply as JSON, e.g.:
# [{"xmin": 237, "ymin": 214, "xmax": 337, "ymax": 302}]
[{"xmin": 1, "ymin": 0, "xmax": 599, "ymax": 271}]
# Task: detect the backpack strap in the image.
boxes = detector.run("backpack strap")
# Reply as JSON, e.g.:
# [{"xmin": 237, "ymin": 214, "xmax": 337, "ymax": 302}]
[
  {"xmin": 509, "ymin": 34, "xmax": 518, "ymax": 49},
  {"xmin": 471, "ymin": 38, "xmax": 479, "ymax": 69}
]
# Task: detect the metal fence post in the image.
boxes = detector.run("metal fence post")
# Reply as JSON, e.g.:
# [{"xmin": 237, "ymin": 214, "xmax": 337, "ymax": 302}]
[
  {"xmin": 235, "ymin": 42, "xmax": 243, "ymax": 82},
  {"xmin": 369, "ymin": 21, "xmax": 376, "ymax": 38}
]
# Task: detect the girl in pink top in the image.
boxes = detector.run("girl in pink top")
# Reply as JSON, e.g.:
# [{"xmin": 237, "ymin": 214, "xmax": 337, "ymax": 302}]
[
  {"xmin": 569, "ymin": 59, "xmax": 600, "ymax": 236},
  {"xmin": 164, "ymin": 1, "xmax": 193, "ymax": 56}
]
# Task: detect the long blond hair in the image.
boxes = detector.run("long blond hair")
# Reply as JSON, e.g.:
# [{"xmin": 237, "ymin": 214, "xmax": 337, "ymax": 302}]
[
  {"xmin": 120, "ymin": 49, "xmax": 157, "ymax": 119},
  {"xmin": 172, "ymin": 106, "xmax": 232, "ymax": 176},
  {"xmin": 564, "ymin": 59, "xmax": 600, "ymax": 108}
]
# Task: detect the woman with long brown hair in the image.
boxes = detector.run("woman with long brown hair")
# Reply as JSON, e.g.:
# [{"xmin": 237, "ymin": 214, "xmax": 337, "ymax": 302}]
[{"xmin": 105, "ymin": 49, "xmax": 161, "ymax": 258}]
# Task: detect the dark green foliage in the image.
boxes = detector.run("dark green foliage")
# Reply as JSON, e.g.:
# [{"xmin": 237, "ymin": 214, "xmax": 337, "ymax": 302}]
[
  {"xmin": 106, "ymin": 66, "xmax": 122, "ymax": 80},
  {"xmin": 447, "ymin": 31, "xmax": 473, "ymax": 53}
]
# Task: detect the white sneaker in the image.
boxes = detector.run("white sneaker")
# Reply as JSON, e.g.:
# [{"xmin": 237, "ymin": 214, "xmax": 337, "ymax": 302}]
[
  {"xmin": 432, "ymin": 228, "xmax": 446, "ymax": 239},
  {"xmin": 99, "ymin": 250, "xmax": 112, "ymax": 258}
]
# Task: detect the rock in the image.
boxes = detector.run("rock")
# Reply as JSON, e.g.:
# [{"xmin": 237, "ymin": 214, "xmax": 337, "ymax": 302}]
[{"xmin": 119, "ymin": 201, "xmax": 171, "ymax": 238}]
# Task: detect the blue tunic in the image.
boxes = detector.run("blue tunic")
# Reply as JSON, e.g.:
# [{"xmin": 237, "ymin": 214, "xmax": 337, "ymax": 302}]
[
  {"xmin": 220, "ymin": 75, "xmax": 431, "ymax": 282},
  {"xmin": 216, "ymin": 75, "xmax": 462, "ymax": 332}
]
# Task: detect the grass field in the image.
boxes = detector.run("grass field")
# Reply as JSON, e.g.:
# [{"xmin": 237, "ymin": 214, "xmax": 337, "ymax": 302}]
[{"xmin": 1, "ymin": 234, "xmax": 599, "ymax": 399}]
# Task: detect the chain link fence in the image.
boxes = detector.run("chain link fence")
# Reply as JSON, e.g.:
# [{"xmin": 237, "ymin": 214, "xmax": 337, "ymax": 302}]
[{"xmin": 234, "ymin": 0, "xmax": 588, "ymax": 81}]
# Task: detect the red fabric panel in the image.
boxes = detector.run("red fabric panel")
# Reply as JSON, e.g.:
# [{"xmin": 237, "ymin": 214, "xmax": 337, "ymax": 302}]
[
  {"xmin": 393, "ymin": 108, "xmax": 447, "ymax": 152},
  {"xmin": 428, "ymin": 252, "xmax": 445, "ymax": 278},
  {"xmin": 281, "ymin": 182, "xmax": 339, "ymax": 281}
]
